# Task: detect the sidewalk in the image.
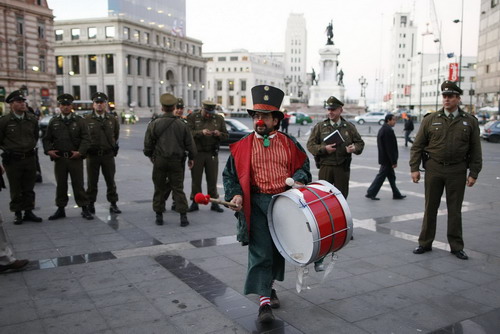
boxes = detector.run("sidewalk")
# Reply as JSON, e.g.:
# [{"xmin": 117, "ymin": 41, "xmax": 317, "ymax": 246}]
[{"xmin": 0, "ymin": 123, "xmax": 499, "ymax": 333}]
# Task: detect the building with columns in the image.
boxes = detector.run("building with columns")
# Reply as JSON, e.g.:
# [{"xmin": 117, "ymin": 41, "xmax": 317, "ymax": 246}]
[
  {"xmin": 54, "ymin": 16, "xmax": 205, "ymax": 116},
  {"xmin": 204, "ymin": 50, "xmax": 285, "ymax": 113},
  {"xmin": 0, "ymin": 0, "xmax": 55, "ymax": 114}
]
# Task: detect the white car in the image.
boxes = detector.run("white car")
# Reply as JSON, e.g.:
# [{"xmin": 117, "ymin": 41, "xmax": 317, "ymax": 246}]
[{"xmin": 354, "ymin": 111, "xmax": 388, "ymax": 125}]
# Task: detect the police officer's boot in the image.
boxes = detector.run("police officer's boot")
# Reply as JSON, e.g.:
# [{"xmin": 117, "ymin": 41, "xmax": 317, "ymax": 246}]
[
  {"xmin": 210, "ymin": 203, "xmax": 224, "ymax": 213},
  {"xmin": 13, "ymin": 211, "xmax": 23, "ymax": 225},
  {"xmin": 180, "ymin": 213, "xmax": 189, "ymax": 227},
  {"xmin": 109, "ymin": 202, "xmax": 122, "ymax": 214},
  {"xmin": 187, "ymin": 201, "xmax": 199, "ymax": 212},
  {"xmin": 23, "ymin": 210, "xmax": 43, "ymax": 223},
  {"xmin": 155, "ymin": 212, "xmax": 163, "ymax": 226},
  {"xmin": 81, "ymin": 206, "xmax": 94, "ymax": 220},
  {"xmin": 171, "ymin": 201, "xmax": 177, "ymax": 211},
  {"xmin": 88, "ymin": 203, "xmax": 96, "ymax": 214},
  {"xmin": 49, "ymin": 207, "xmax": 66, "ymax": 220}
]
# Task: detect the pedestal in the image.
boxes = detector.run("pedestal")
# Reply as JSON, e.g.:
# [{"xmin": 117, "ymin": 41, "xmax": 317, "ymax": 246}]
[{"xmin": 308, "ymin": 45, "xmax": 345, "ymax": 106}]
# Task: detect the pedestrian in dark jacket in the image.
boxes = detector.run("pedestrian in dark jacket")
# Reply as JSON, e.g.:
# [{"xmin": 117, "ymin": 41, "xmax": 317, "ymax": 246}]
[
  {"xmin": 403, "ymin": 113, "xmax": 414, "ymax": 147},
  {"xmin": 365, "ymin": 114, "xmax": 406, "ymax": 200}
]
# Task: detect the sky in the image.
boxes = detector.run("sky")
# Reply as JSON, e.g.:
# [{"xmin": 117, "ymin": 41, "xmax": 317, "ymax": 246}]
[{"xmin": 48, "ymin": 0, "xmax": 481, "ymax": 102}]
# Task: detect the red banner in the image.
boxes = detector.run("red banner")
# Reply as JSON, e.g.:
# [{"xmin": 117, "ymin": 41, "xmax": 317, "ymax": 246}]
[
  {"xmin": 404, "ymin": 85, "xmax": 411, "ymax": 96},
  {"xmin": 449, "ymin": 63, "xmax": 459, "ymax": 82}
]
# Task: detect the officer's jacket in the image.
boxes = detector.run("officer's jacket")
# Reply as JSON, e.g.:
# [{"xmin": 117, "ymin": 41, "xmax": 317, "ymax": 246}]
[
  {"xmin": 42, "ymin": 113, "xmax": 90, "ymax": 155},
  {"xmin": 143, "ymin": 113, "xmax": 197, "ymax": 160},
  {"xmin": 410, "ymin": 108, "xmax": 482, "ymax": 178},
  {"xmin": 186, "ymin": 111, "xmax": 228, "ymax": 153},
  {"xmin": 0, "ymin": 112, "xmax": 39, "ymax": 152},
  {"xmin": 84, "ymin": 112, "xmax": 119, "ymax": 151},
  {"xmin": 306, "ymin": 117, "xmax": 364, "ymax": 166}
]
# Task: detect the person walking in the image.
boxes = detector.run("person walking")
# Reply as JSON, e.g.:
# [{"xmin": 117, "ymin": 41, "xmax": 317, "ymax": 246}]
[
  {"xmin": 43, "ymin": 94, "xmax": 93, "ymax": 220},
  {"xmin": 84, "ymin": 92, "xmax": 121, "ymax": 214},
  {"xmin": 365, "ymin": 114, "xmax": 406, "ymax": 200},
  {"xmin": 186, "ymin": 101, "xmax": 228, "ymax": 213},
  {"xmin": 0, "ymin": 90, "xmax": 43, "ymax": 224},
  {"xmin": 403, "ymin": 112, "xmax": 414, "ymax": 147},
  {"xmin": 223, "ymin": 85, "xmax": 311, "ymax": 324},
  {"xmin": 410, "ymin": 81, "xmax": 482, "ymax": 260},
  {"xmin": 280, "ymin": 109, "xmax": 290, "ymax": 133},
  {"xmin": 144, "ymin": 94, "xmax": 196, "ymax": 226}
]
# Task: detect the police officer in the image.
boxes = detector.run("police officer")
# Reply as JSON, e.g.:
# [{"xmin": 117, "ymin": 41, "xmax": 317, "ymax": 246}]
[
  {"xmin": 144, "ymin": 93, "xmax": 196, "ymax": 226},
  {"xmin": 0, "ymin": 90, "xmax": 43, "ymax": 224},
  {"xmin": 43, "ymin": 94, "xmax": 93, "ymax": 220},
  {"xmin": 307, "ymin": 96, "xmax": 365, "ymax": 199},
  {"xmin": 410, "ymin": 81, "xmax": 482, "ymax": 260},
  {"xmin": 84, "ymin": 92, "xmax": 121, "ymax": 214},
  {"xmin": 186, "ymin": 100, "xmax": 228, "ymax": 212}
]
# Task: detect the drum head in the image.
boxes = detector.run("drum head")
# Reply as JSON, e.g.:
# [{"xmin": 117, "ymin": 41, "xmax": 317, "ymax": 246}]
[{"xmin": 270, "ymin": 195, "xmax": 314, "ymax": 265}]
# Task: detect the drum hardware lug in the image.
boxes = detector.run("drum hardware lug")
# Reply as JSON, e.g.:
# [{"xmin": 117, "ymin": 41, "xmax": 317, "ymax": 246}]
[{"xmin": 305, "ymin": 222, "xmax": 312, "ymax": 233}]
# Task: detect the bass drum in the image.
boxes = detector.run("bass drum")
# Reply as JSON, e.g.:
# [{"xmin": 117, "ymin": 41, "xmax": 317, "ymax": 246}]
[{"xmin": 268, "ymin": 180, "xmax": 353, "ymax": 266}]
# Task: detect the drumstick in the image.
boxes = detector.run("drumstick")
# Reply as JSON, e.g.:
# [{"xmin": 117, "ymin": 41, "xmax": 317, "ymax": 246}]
[{"xmin": 194, "ymin": 193, "xmax": 239, "ymax": 208}]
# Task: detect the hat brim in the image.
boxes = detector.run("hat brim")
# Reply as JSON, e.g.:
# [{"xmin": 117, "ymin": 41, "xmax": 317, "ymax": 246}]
[
  {"xmin": 247, "ymin": 109, "xmax": 284, "ymax": 120},
  {"xmin": 93, "ymin": 98, "xmax": 107, "ymax": 103},
  {"xmin": 442, "ymin": 91, "xmax": 461, "ymax": 96}
]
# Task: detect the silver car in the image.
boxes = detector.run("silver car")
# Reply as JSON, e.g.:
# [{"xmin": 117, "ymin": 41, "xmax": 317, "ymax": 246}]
[{"xmin": 354, "ymin": 111, "xmax": 388, "ymax": 125}]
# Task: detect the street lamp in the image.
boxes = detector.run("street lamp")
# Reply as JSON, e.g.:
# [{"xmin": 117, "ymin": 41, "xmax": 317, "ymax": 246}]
[
  {"xmin": 453, "ymin": 0, "xmax": 464, "ymax": 87},
  {"xmin": 358, "ymin": 76, "xmax": 368, "ymax": 98},
  {"xmin": 419, "ymin": 23, "xmax": 433, "ymax": 120},
  {"xmin": 434, "ymin": 37, "xmax": 442, "ymax": 112},
  {"xmin": 297, "ymin": 78, "xmax": 303, "ymax": 100},
  {"xmin": 284, "ymin": 76, "xmax": 291, "ymax": 95}
]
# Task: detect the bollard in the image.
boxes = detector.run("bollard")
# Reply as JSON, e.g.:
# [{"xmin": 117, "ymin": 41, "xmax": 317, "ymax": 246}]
[
  {"xmin": 368, "ymin": 126, "xmax": 371, "ymax": 134},
  {"xmin": 297, "ymin": 128, "xmax": 301, "ymax": 137}
]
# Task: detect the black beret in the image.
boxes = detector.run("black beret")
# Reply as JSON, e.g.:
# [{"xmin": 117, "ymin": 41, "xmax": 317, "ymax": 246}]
[
  {"xmin": 441, "ymin": 81, "xmax": 463, "ymax": 95},
  {"xmin": 57, "ymin": 94, "xmax": 74, "ymax": 105},
  {"xmin": 326, "ymin": 96, "xmax": 344, "ymax": 109},
  {"xmin": 5, "ymin": 90, "xmax": 26, "ymax": 104},
  {"xmin": 92, "ymin": 92, "xmax": 108, "ymax": 102}
]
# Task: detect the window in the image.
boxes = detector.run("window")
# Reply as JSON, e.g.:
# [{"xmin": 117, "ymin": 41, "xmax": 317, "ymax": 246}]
[
  {"xmin": 55, "ymin": 29, "xmax": 63, "ymax": 41},
  {"xmin": 217, "ymin": 96, "xmax": 222, "ymax": 104},
  {"xmin": 218, "ymin": 57, "xmax": 227, "ymax": 61},
  {"xmin": 71, "ymin": 28, "xmax": 80, "ymax": 40},
  {"xmin": 144, "ymin": 32, "xmax": 149, "ymax": 44},
  {"xmin": 17, "ymin": 50, "xmax": 25, "ymax": 70},
  {"xmin": 216, "ymin": 80, "xmax": 222, "ymax": 91},
  {"xmin": 147, "ymin": 87, "xmax": 152, "ymax": 107},
  {"xmin": 16, "ymin": 16, "xmax": 24, "ymax": 35},
  {"xmin": 133, "ymin": 30, "xmax": 140, "ymax": 42},
  {"xmin": 105, "ymin": 26, "xmax": 115, "ymax": 38},
  {"xmin": 492, "ymin": 0, "xmax": 499, "ymax": 8},
  {"xmin": 72, "ymin": 86, "xmax": 81, "ymax": 100},
  {"xmin": 56, "ymin": 56, "xmax": 64, "ymax": 75},
  {"xmin": 127, "ymin": 86, "xmax": 132, "ymax": 106},
  {"xmin": 240, "ymin": 80, "xmax": 246, "ymax": 91},
  {"xmin": 105, "ymin": 54, "xmax": 114, "ymax": 73},
  {"xmin": 37, "ymin": 20, "xmax": 45, "ymax": 39},
  {"xmin": 126, "ymin": 55, "xmax": 131, "ymax": 75},
  {"xmin": 146, "ymin": 59, "xmax": 151, "ymax": 76},
  {"xmin": 229, "ymin": 96, "xmax": 234, "ymax": 106},
  {"xmin": 88, "ymin": 55, "xmax": 97, "ymax": 74},
  {"xmin": 89, "ymin": 85, "xmax": 97, "ymax": 97},
  {"xmin": 137, "ymin": 87, "xmax": 142, "ymax": 107},
  {"xmin": 241, "ymin": 95, "xmax": 246, "ymax": 106},
  {"xmin": 57, "ymin": 86, "xmax": 64, "ymax": 96},
  {"xmin": 106, "ymin": 85, "xmax": 115, "ymax": 103},
  {"xmin": 123, "ymin": 27, "xmax": 130, "ymax": 39},
  {"xmin": 71, "ymin": 55, "xmax": 80, "ymax": 74},
  {"xmin": 228, "ymin": 80, "xmax": 234, "ymax": 91},
  {"xmin": 39, "ymin": 54, "xmax": 46, "ymax": 72},
  {"xmin": 137, "ymin": 57, "xmax": 142, "ymax": 75},
  {"xmin": 88, "ymin": 27, "xmax": 97, "ymax": 39},
  {"xmin": 230, "ymin": 56, "xmax": 238, "ymax": 61}
]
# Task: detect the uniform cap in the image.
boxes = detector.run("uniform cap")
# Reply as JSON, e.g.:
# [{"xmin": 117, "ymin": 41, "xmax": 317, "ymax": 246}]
[
  {"xmin": 202, "ymin": 100, "xmax": 216, "ymax": 113},
  {"xmin": 92, "ymin": 92, "xmax": 108, "ymax": 102},
  {"xmin": 160, "ymin": 93, "xmax": 177, "ymax": 106},
  {"xmin": 325, "ymin": 96, "xmax": 344, "ymax": 110},
  {"xmin": 5, "ymin": 90, "xmax": 26, "ymax": 103},
  {"xmin": 441, "ymin": 80, "xmax": 463, "ymax": 95},
  {"xmin": 176, "ymin": 98, "xmax": 184, "ymax": 108},
  {"xmin": 57, "ymin": 93, "xmax": 74, "ymax": 105},
  {"xmin": 246, "ymin": 85, "xmax": 284, "ymax": 120}
]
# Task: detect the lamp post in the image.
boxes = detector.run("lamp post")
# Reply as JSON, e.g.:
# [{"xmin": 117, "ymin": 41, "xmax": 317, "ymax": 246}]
[
  {"xmin": 469, "ymin": 88, "xmax": 475, "ymax": 113},
  {"xmin": 434, "ymin": 37, "xmax": 441, "ymax": 112},
  {"xmin": 358, "ymin": 76, "xmax": 368, "ymax": 98},
  {"xmin": 284, "ymin": 76, "xmax": 291, "ymax": 95},
  {"xmin": 453, "ymin": 0, "xmax": 464, "ymax": 87},
  {"xmin": 407, "ymin": 58, "xmax": 413, "ymax": 111},
  {"xmin": 419, "ymin": 24, "xmax": 433, "ymax": 120},
  {"xmin": 297, "ymin": 78, "xmax": 303, "ymax": 101}
]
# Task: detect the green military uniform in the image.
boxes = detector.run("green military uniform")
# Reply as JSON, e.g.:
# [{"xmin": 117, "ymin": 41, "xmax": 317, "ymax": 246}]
[
  {"xmin": 410, "ymin": 100, "xmax": 482, "ymax": 253},
  {"xmin": 84, "ymin": 103, "xmax": 120, "ymax": 207},
  {"xmin": 43, "ymin": 109, "xmax": 90, "ymax": 209},
  {"xmin": 307, "ymin": 117, "xmax": 364, "ymax": 199},
  {"xmin": 0, "ymin": 91, "xmax": 40, "ymax": 217},
  {"xmin": 144, "ymin": 94, "xmax": 196, "ymax": 226},
  {"xmin": 186, "ymin": 102, "xmax": 228, "ymax": 202}
]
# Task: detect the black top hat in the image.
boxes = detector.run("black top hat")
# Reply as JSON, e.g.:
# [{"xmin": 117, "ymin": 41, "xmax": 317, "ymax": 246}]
[
  {"xmin": 441, "ymin": 80, "xmax": 463, "ymax": 95},
  {"xmin": 325, "ymin": 96, "xmax": 344, "ymax": 109},
  {"xmin": 92, "ymin": 92, "xmax": 108, "ymax": 102},
  {"xmin": 57, "ymin": 94, "xmax": 75, "ymax": 105},
  {"xmin": 5, "ymin": 90, "xmax": 26, "ymax": 103},
  {"xmin": 247, "ymin": 85, "xmax": 284, "ymax": 120}
]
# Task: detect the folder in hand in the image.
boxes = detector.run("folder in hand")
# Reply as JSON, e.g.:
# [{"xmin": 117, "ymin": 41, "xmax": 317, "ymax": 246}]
[{"xmin": 323, "ymin": 129, "xmax": 345, "ymax": 146}]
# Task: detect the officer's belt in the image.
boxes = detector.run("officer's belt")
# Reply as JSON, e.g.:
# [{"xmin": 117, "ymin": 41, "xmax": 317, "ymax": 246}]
[
  {"xmin": 430, "ymin": 158, "xmax": 465, "ymax": 166},
  {"xmin": 57, "ymin": 151, "xmax": 73, "ymax": 158},
  {"xmin": 87, "ymin": 149, "xmax": 112, "ymax": 156},
  {"xmin": 11, "ymin": 150, "xmax": 35, "ymax": 159}
]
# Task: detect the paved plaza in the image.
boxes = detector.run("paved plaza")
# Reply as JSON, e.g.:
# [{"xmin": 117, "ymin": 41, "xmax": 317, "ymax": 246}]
[{"xmin": 1, "ymin": 119, "xmax": 499, "ymax": 333}]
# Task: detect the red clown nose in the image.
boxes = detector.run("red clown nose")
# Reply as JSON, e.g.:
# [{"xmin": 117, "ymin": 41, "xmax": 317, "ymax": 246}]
[{"xmin": 256, "ymin": 119, "xmax": 265, "ymax": 127}]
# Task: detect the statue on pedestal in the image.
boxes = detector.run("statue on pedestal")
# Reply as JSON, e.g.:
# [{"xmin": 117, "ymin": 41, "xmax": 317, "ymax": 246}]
[
  {"xmin": 311, "ymin": 68, "xmax": 316, "ymax": 86},
  {"xmin": 337, "ymin": 69, "xmax": 344, "ymax": 86},
  {"xmin": 325, "ymin": 21, "xmax": 334, "ymax": 45}
]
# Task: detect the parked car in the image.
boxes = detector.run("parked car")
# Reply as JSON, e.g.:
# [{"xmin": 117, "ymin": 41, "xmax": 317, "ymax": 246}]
[
  {"xmin": 39, "ymin": 115, "xmax": 53, "ymax": 138},
  {"xmin": 220, "ymin": 118, "xmax": 253, "ymax": 146},
  {"xmin": 481, "ymin": 120, "xmax": 500, "ymax": 143},
  {"xmin": 475, "ymin": 111, "xmax": 491, "ymax": 125},
  {"xmin": 354, "ymin": 111, "xmax": 388, "ymax": 125},
  {"xmin": 289, "ymin": 111, "xmax": 313, "ymax": 125}
]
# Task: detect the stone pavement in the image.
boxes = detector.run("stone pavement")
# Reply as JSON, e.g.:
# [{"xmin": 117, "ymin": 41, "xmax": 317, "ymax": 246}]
[{"xmin": 1, "ymin": 121, "xmax": 499, "ymax": 333}]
